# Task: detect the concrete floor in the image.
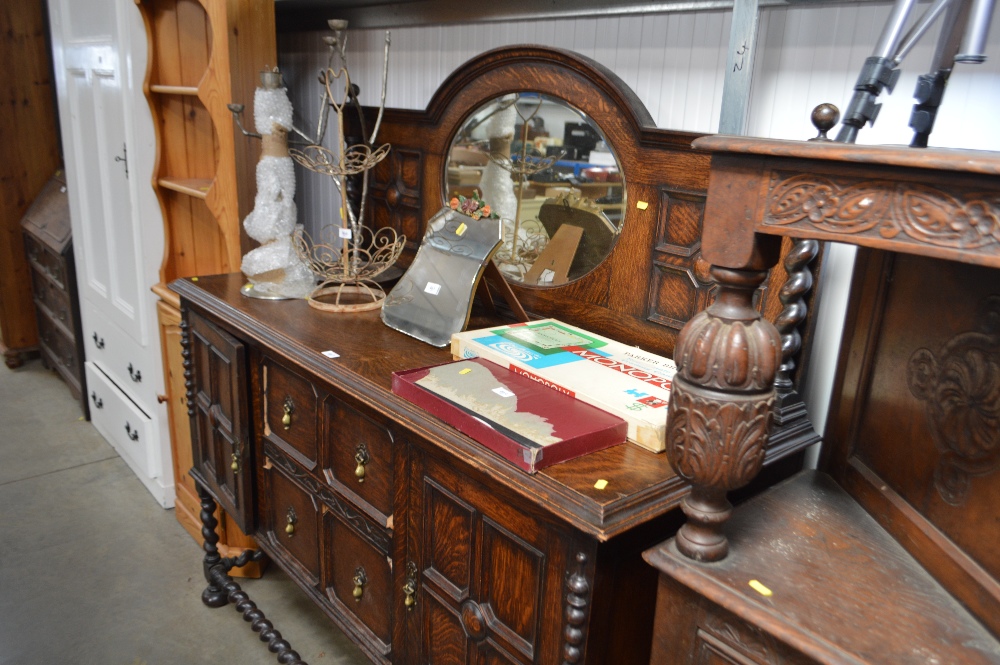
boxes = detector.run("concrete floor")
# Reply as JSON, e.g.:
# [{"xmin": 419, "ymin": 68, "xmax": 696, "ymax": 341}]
[{"xmin": 0, "ymin": 359, "xmax": 369, "ymax": 665}]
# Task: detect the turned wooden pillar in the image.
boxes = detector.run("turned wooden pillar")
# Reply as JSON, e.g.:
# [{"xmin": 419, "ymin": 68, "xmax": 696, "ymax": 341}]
[{"xmin": 666, "ymin": 265, "xmax": 782, "ymax": 561}]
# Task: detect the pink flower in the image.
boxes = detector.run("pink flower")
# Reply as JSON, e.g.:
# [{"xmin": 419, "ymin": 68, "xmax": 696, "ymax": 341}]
[
  {"xmin": 481, "ymin": 205, "xmax": 491, "ymax": 217},
  {"xmin": 449, "ymin": 197, "xmax": 459, "ymax": 210}
]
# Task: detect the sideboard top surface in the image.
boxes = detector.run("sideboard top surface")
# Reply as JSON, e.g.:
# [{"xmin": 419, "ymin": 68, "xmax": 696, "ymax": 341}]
[{"xmin": 173, "ymin": 273, "xmax": 686, "ymax": 541}]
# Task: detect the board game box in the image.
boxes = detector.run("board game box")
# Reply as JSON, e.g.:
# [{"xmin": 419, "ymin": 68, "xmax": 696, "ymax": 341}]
[
  {"xmin": 451, "ymin": 319, "xmax": 676, "ymax": 452},
  {"xmin": 392, "ymin": 357, "xmax": 627, "ymax": 473}
]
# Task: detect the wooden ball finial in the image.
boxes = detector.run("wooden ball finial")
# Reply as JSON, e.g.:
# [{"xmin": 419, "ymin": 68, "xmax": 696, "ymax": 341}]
[{"xmin": 810, "ymin": 103, "xmax": 840, "ymax": 141}]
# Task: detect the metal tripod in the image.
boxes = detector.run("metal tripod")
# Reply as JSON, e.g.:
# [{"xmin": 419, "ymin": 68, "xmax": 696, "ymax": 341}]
[{"xmin": 836, "ymin": 0, "xmax": 994, "ymax": 146}]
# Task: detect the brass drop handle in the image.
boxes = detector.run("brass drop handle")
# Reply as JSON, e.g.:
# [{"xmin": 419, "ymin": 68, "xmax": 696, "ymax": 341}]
[
  {"xmin": 352, "ymin": 567, "xmax": 367, "ymax": 602},
  {"xmin": 285, "ymin": 506, "xmax": 297, "ymax": 537},
  {"xmin": 281, "ymin": 396, "xmax": 294, "ymax": 430},
  {"xmin": 354, "ymin": 442, "xmax": 370, "ymax": 483},
  {"xmin": 403, "ymin": 561, "xmax": 418, "ymax": 610},
  {"xmin": 403, "ymin": 580, "xmax": 416, "ymax": 609},
  {"xmin": 231, "ymin": 453, "xmax": 240, "ymax": 472}
]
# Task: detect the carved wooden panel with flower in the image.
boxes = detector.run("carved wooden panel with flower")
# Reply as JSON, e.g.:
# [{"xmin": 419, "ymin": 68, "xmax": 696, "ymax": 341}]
[
  {"xmin": 761, "ymin": 171, "xmax": 1000, "ymax": 263},
  {"xmin": 907, "ymin": 295, "xmax": 1000, "ymax": 506}
]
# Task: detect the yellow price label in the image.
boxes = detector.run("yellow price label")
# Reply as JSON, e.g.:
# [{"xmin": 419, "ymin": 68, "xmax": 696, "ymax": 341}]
[
  {"xmin": 456, "ymin": 222, "xmax": 468, "ymax": 236},
  {"xmin": 459, "ymin": 368, "xmax": 472, "ymax": 375},
  {"xmin": 748, "ymin": 580, "xmax": 773, "ymax": 597},
  {"xmin": 594, "ymin": 479, "xmax": 609, "ymax": 490},
  {"xmin": 636, "ymin": 200, "xmax": 649, "ymax": 210}
]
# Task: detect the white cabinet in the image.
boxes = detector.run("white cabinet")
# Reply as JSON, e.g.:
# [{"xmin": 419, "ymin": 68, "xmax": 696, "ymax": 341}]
[{"xmin": 48, "ymin": 0, "xmax": 173, "ymax": 507}]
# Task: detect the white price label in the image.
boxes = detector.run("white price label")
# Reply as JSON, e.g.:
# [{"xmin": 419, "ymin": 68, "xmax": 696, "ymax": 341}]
[
  {"xmin": 424, "ymin": 282, "xmax": 442, "ymax": 295},
  {"xmin": 492, "ymin": 387, "xmax": 515, "ymax": 398},
  {"xmin": 338, "ymin": 227, "xmax": 353, "ymax": 239},
  {"xmin": 321, "ymin": 350, "xmax": 340, "ymax": 359}
]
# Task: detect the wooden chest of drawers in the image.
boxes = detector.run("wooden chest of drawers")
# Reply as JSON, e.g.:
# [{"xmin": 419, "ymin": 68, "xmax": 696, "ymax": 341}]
[{"xmin": 21, "ymin": 171, "xmax": 87, "ymax": 416}]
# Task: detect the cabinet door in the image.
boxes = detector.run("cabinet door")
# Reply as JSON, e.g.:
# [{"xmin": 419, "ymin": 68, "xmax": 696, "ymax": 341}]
[
  {"xmin": 408, "ymin": 450, "xmax": 580, "ymax": 664},
  {"xmin": 185, "ymin": 307, "xmax": 253, "ymax": 532},
  {"xmin": 48, "ymin": 0, "xmax": 152, "ymax": 345}
]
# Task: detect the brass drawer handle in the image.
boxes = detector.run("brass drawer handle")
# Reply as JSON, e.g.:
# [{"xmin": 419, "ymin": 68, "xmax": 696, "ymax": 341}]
[
  {"xmin": 281, "ymin": 396, "xmax": 294, "ymax": 430},
  {"xmin": 352, "ymin": 567, "xmax": 367, "ymax": 602},
  {"xmin": 403, "ymin": 561, "xmax": 418, "ymax": 610},
  {"xmin": 231, "ymin": 452, "xmax": 240, "ymax": 472},
  {"xmin": 285, "ymin": 506, "xmax": 297, "ymax": 537},
  {"xmin": 354, "ymin": 442, "xmax": 370, "ymax": 483}
]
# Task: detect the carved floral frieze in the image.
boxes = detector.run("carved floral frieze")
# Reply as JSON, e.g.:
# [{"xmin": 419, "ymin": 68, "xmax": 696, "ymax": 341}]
[{"xmin": 764, "ymin": 172, "xmax": 1000, "ymax": 253}]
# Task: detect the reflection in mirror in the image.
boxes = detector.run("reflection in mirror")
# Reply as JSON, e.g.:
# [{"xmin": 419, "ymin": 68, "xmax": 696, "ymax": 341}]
[{"xmin": 446, "ymin": 94, "xmax": 625, "ymax": 286}]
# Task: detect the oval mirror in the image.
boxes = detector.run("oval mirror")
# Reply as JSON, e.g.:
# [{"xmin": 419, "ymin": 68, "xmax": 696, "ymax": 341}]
[{"xmin": 445, "ymin": 93, "xmax": 625, "ymax": 286}]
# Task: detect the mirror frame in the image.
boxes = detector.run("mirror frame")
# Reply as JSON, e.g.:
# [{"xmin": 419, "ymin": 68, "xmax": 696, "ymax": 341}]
[{"xmin": 360, "ymin": 46, "xmax": 784, "ymax": 358}]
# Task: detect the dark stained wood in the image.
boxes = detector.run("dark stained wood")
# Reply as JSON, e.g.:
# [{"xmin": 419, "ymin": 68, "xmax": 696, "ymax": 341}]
[
  {"xmin": 646, "ymin": 138, "xmax": 1000, "ymax": 662},
  {"xmin": 693, "ymin": 135, "xmax": 1000, "ymax": 270},
  {"xmin": 175, "ymin": 269, "xmax": 805, "ymax": 664},
  {"xmin": 175, "ymin": 272, "xmax": 806, "ymax": 541},
  {"xmin": 647, "ymin": 473, "xmax": 1000, "ymax": 665},
  {"xmin": 185, "ymin": 306, "xmax": 254, "ymax": 533}
]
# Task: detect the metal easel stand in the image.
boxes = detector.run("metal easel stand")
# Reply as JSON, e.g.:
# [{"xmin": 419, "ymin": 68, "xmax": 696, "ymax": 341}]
[{"xmin": 835, "ymin": 0, "xmax": 995, "ymax": 146}]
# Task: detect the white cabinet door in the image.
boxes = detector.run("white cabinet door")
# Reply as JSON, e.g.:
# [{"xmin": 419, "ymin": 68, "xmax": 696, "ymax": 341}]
[{"xmin": 49, "ymin": 0, "xmax": 147, "ymax": 346}]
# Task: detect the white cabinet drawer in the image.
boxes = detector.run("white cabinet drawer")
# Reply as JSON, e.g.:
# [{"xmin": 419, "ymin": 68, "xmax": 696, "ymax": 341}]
[
  {"xmin": 86, "ymin": 361, "xmax": 158, "ymax": 479},
  {"xmin": 82, "ymin": 304, "xmax": 157, "ymax": 411}
]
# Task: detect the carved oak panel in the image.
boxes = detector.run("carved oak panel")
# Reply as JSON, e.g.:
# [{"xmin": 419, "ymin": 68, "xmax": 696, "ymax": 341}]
[
  {"xmin": 415, "ymin": 452, "xmax": 563, "ymax": 664},
  {"xmin": 852, "ymin": 253, "xmax": 1000, "ymax": 594},
  {"xmin": 186, "ymin": 308, "xmax": 253, "ymax": 532},
  {"xmin": 370, "ymin": 148, "xmax": 424, "ymax": 253}
]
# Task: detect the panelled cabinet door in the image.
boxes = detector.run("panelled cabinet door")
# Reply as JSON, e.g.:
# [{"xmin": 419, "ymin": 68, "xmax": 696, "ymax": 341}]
[
  {"xmin": 49, "ymin": 0, "xmax": 149, "ymax": 345},
  {"xmin": 185, "ymin": 308, "xmax": 253, "ymax": 533},
  {"xmin": 408, "ymin": 449, "xmax": 585, "ymax": 664}
]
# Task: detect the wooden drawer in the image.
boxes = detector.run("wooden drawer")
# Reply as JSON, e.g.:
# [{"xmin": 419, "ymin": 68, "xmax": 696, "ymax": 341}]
[
  {"xmin": 23, "ymin": 233, "xmax": 66, "ymax": 289},
  {"xmin": 30, "ymin": 266, "xmax": 73, "ymax": 333},
  {"xmin": 261, "ymin": 459, "xmax": 321, "ymax": 587},
  {"xmin": 263, "ymin": 357, "xmax": 319, "ymax": 468},
  {"xmin": 86, "ymin": 361, "xmax": 156, "ymax": 478},
  {"xmin": 82, "ymin": 304, "xmax": 156, "ymax": 411},
  {"xmin": 37, "ymin": 309, "xmax": 82, "ymax": 390},
  {"xmin": 323, "ymin": 396, "xmax": 395, "ymax": 523},
  {"xmin": 324, "ymin": 509, "xmax": 393, "ymax": 655}
]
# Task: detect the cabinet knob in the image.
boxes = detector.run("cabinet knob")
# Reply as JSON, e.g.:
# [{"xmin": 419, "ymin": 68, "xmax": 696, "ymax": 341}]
[
  {"xmin": 352, "ymin": 567, "xmax": 367, "ymax": 602},
  {"xmin": 354, "ymin": 442, "xmax": 370, "ymax": 483},
  {"xmin": 281, "ymin": 396, "xmax": 294, "ymax": 430},
  {"xmin": 285, "ymin": 506, "xmax": 297, "ymax": 537}
]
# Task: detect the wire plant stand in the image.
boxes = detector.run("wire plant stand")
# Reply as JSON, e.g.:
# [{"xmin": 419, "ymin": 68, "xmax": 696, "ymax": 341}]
[{"xmin": 288, "ymin": 21, "xmax": 404, "ymax": 312}]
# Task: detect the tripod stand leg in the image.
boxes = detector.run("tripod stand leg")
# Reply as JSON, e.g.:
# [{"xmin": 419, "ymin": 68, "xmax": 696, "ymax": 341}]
[{"xmin": 909, "ymin": 0, "xmax": 972, "ymax": 146}]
